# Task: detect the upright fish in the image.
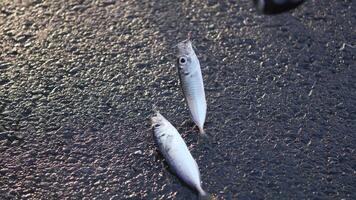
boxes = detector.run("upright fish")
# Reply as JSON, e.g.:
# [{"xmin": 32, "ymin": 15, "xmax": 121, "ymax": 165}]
[
  {"xmin": 177, "ymin": 37, "xmax": 207, "ymax": 135},
  {"xmin": 151, "ymin": 112, "xmax": 208, "ymax": 198}
]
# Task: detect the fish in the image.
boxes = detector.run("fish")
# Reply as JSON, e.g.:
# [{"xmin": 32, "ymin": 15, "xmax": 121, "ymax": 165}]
[
  {"xmin": 151, "ymin": 112, "xmax": 208, "ymax": 198},
  {"xmin": 176, "ymin": 37, "xmax": 207, "ymax": 135},
  {"xmin": 253, "ymin": 0, "xmax": 306, "ymax": 14}
]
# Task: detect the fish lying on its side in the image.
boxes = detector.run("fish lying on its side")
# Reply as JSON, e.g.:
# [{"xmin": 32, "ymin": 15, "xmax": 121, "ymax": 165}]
[
  {"xmin": 177, "ymin": 39, "xmax": 207, "ymax": 135},
  {"xmin": 151, "ymin": 112, "xmax": 208, "ymax": 198},
  {"xmin": 253, "ymin": 0, "xmax": 306, "ymax": 14}
]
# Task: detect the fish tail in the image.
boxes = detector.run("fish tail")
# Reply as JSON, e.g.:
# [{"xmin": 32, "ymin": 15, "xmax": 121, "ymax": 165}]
[
  {"xmin": 197, "ymin": 187, "xmax": 210, "ymax": 200},
  {"xmin": 197, "ymin": 127, "xmax": 213, "ymax": 146},
  {"xmin": 198, "ymin": 126, "xmax": 207, "ymax": 137}
]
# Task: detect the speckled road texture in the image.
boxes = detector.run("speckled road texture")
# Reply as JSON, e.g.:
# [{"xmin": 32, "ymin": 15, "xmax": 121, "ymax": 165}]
[{"xmin": 0, "ymin": 0, "xmax": 355, "ymax": 199}]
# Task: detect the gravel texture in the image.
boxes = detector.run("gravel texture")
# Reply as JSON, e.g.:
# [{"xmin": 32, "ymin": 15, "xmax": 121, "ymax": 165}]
[{"xmin": 0, "ymin": 0, "xmax": 355, "ymax": 199}]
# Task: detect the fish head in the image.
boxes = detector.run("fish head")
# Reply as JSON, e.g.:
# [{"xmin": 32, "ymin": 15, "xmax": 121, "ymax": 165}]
[
  {"xmin": 151, "ymin": 112, "xmax": 169, "ymax": 139},
  {"xmin": 176, "ymin": 40, "xmax": 199, "ymax": 76}
]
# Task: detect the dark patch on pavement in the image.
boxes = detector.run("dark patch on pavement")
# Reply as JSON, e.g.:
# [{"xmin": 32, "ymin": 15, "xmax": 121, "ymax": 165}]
[{"xmin": 0, "ymin": 0, "xmax": 355, "ymax": 199}]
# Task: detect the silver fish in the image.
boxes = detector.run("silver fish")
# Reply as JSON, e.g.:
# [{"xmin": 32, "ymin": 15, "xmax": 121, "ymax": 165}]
[
  {"xmin": 177, "ymin": 39, "xmax": 207, "ymax": 135},
  {"xmin": 151, "ymin": 112, "xmax": 208, "ymax": 198}
]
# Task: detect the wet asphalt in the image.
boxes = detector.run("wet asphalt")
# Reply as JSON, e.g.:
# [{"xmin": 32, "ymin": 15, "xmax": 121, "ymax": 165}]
[{"xmin": 0, "ymin": 0, "xmax": 355, "ymax": 199}]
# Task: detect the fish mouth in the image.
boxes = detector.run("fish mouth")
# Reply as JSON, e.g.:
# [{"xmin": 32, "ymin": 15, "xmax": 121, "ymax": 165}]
[
  {"xmin": 151, "ymin": 111, "xmax": 164, "ymax": 128},
  {"xmin": 177, "ymin": 40, "xmax": 194, "ymax": 56}
]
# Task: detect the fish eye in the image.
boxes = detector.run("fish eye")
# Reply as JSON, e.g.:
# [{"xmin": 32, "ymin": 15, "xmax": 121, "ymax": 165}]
[{"xmin": 179, "ymin": 57, "xmax": 187, "ymax": 65}]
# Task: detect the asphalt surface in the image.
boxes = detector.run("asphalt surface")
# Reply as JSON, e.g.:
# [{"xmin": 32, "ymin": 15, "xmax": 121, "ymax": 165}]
[{"xmin": 0, "ymin": 0, "xmax": 355, "ymax": 199}]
